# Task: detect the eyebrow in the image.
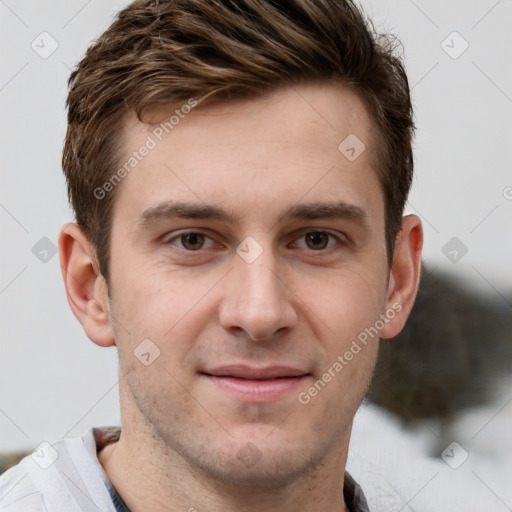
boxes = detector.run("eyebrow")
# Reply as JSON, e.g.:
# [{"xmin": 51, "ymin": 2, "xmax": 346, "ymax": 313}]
[{"xmin": 135, "ymin": 200, "xmax": 368, "ymax": 231}]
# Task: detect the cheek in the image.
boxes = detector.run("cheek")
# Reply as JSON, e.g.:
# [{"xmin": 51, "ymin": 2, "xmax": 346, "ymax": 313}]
[
  {"xmin": 296, "ymin": 265, "xmax": 388, "ymax": 341},
  {"xmin": 121, "ymin": 352, "xmax": 201, "ymax": 440},
  {"xmin": 298, "ymin": 330, "xmax": 379, "ymax": 444},
  {"xmin": 109, "ymin": 264, "xmax": 219, "ymax": 370}
]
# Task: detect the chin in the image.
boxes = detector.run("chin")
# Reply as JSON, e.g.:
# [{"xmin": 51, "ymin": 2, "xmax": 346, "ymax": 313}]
[{"xmin": 194, "ymin": 444, "xmax": 323, "ymax": 489}]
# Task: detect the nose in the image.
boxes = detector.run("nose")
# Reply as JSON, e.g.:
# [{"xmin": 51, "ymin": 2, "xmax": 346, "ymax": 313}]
[{"xmin": 218, "ymin": 248, "xmax": 298, "ymax": 341}]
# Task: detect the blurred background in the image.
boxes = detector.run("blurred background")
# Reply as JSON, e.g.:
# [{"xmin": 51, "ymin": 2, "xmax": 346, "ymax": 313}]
[{"xmin": 1, "ymin": 1, "xmax": 511, "ymax": 510}]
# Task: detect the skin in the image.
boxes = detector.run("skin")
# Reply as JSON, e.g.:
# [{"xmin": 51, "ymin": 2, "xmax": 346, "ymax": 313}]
[{"xmin": 59, "ymin": 82, "xmax": 423, "ymax": 512}]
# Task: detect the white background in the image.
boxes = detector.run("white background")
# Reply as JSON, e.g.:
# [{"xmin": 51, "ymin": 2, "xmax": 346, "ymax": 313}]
[{"xmin": 1, "ymin": 0, "xmax": 511, "ymax": 509}]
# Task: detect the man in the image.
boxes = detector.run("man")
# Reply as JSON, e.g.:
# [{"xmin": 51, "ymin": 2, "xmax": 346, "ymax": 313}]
[{"xmin": 0, "ymin": 0, "xmax": 422, "ymax": 510}]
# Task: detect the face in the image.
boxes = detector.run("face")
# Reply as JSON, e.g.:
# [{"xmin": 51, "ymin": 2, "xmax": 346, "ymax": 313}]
[{"xmin": 105, "ymin": 82, "xmax": 396, "ymax": 487}]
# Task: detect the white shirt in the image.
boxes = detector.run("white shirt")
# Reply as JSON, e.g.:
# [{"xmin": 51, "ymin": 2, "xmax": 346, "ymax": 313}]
[{"xmin": 0, "ymin": 427, "xmax": 120, "ymax": 512}]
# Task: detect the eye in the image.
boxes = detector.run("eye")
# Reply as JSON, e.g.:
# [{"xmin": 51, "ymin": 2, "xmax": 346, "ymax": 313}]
[
  {"xmin": 166, "ymin": 231, "xmax": 217, "ymax": 251},
  {"xmin": 294, "ymin": 231, "xmax": 340, "ymax": 250}
]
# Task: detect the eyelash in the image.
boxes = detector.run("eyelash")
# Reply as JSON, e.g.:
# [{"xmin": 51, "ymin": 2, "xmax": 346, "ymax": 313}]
[{"xmin": 163, "ymin": 230, "xmax": 344, "ymax": 252}]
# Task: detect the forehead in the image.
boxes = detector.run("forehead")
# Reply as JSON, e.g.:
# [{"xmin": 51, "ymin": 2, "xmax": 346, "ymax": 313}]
[{"xmin": 112, "ymin": 82, "xmax": 382, "ymax": 231}]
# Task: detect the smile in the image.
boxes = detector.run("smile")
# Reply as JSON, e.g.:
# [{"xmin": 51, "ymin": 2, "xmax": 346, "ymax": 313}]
[{"xmin": 199, "ymin": 365, "xmax": 311, "ymax": 402}]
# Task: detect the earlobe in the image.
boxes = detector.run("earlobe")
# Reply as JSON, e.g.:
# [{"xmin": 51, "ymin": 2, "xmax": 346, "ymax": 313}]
[
  {"xmin": 380, "ymin": 214, "xmax": 423, "ymax": 339},
  {"xmin": 58, "ymin": 223, "xmax": 116, "ymax": 347}
]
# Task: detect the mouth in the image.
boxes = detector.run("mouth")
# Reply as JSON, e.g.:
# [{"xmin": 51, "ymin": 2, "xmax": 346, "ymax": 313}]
[{"xmin": 199, "ymin": 365, "xmax": 311, "ymax": 402}]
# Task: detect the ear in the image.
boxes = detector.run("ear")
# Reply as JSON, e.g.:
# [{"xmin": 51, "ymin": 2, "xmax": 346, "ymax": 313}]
[
  {"xmin": 380, "ymin": 214, "xmax": 423, "ymax": 339},
  {"xmin": 58, "ymin": 223, "xmax": 115, "ymax": 347}
]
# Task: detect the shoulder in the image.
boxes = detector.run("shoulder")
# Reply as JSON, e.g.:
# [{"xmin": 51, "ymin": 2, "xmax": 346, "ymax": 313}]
[
  {"xmin": 0, "ymin": 453, "xmax": 46, "ymax": 511},
  {"xmin": 0, "ymin": 429, "xmax": 118, "ymax": 512}
]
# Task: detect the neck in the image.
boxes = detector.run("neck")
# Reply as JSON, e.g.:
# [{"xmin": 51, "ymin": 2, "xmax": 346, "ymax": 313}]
[{"xmin": 98, "ymin": 425, "xmax": 351, "ymax": 512}]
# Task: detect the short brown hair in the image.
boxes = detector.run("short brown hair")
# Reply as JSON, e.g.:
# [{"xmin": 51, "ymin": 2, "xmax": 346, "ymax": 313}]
[{"xmin": 63, "ymin": 0, "xmax": 414, "ymax": 282}]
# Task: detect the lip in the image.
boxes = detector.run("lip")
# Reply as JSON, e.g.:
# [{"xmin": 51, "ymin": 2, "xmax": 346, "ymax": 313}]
[
  {"xmin": 199, "ymin": 365, "xmax": 311, "ymax": 402},
  {"xmin": 202, "ymin": 365, "xmax": 309, "ymax": 379}
]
